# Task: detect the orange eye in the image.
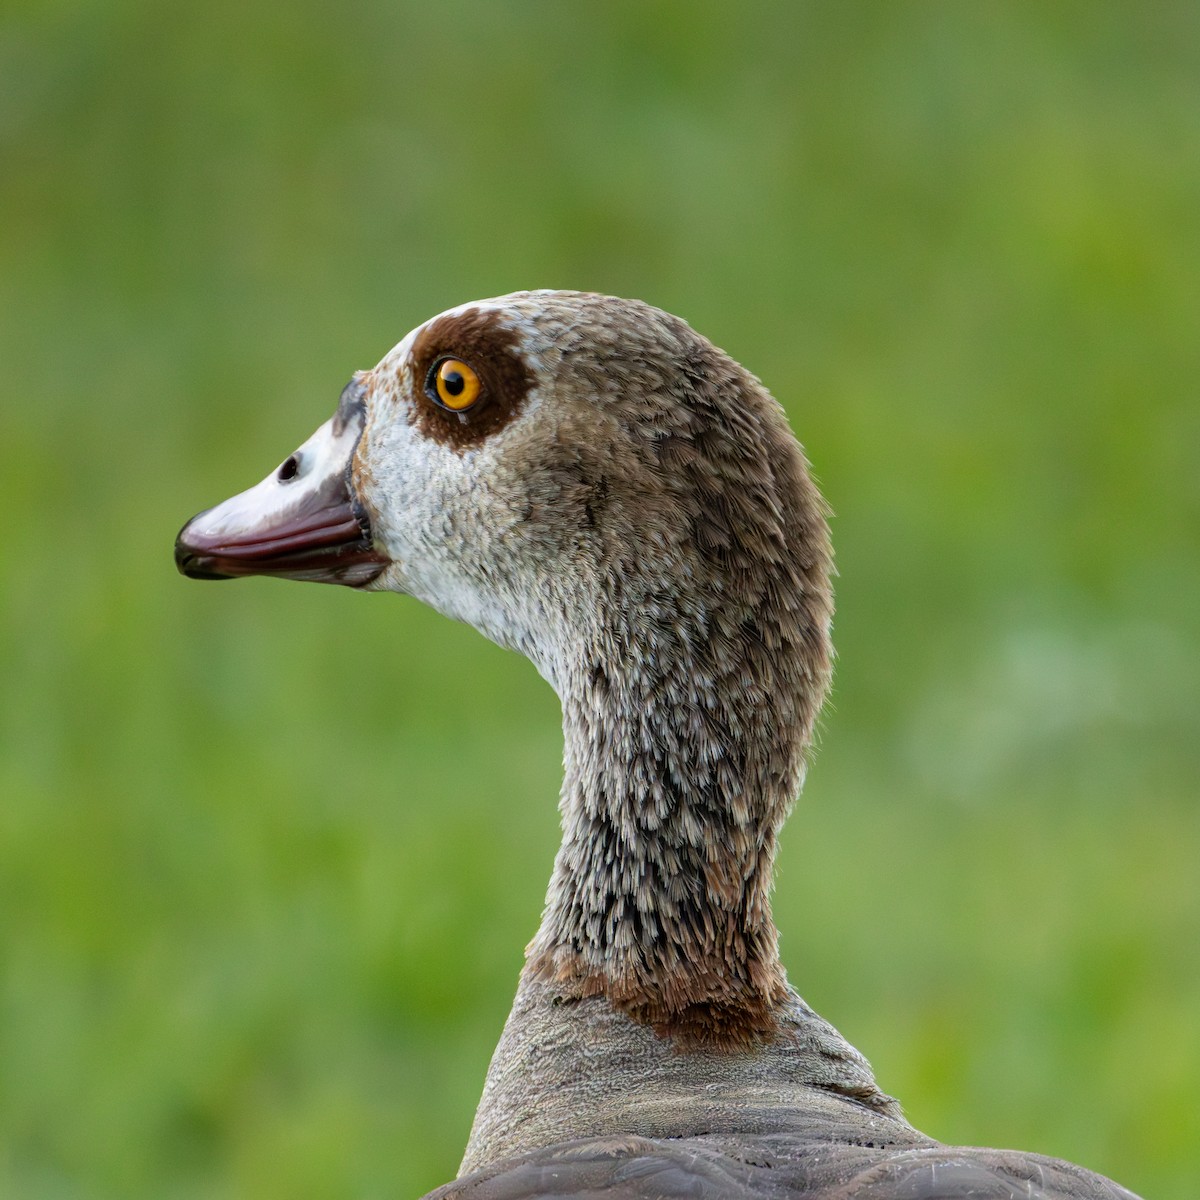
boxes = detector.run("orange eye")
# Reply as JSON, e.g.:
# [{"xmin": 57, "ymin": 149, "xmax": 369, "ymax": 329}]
[{"xmin": 431, "ymin": 358, "xmax": 482, "ymax": 411}]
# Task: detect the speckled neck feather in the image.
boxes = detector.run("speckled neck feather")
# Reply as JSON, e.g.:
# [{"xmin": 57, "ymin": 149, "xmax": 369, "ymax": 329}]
[{"xmin": 519, "ymin": 306, "xmax": 834, "ymax": 1046}]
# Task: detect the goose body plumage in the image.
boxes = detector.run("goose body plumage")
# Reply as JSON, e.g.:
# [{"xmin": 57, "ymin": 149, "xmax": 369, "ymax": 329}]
[{"xmin": 176, "ymin": 291, "xmax": 1140, "ymax": 1199}]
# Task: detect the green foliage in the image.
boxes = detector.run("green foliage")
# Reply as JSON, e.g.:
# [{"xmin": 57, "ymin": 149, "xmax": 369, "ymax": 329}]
[{"xmin": 1, "ymin": 3, "xmax": 1196, "ymax": 1196}]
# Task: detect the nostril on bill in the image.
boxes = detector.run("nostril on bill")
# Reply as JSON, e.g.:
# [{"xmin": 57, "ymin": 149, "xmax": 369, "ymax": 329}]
[{"xmin": 277, "ymin": 454, "xmax": 300, "ymax": 483}]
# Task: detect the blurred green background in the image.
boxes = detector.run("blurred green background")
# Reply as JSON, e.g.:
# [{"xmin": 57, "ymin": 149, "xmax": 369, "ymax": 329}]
[{"xmin": 1, "ymin": 2, "xmax": 1197, "ymax": 1197}]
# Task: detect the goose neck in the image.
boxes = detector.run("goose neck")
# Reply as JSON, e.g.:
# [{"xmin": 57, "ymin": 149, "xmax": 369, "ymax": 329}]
[{"xmin": 526, "ymin": 616, "xmax": 808, "ymax": 1045}]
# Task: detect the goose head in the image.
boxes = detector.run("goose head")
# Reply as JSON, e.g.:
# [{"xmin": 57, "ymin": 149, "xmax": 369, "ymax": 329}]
[{"xmin": 177, "ymin": 291, "xmax": 833, "ymax": 1045}]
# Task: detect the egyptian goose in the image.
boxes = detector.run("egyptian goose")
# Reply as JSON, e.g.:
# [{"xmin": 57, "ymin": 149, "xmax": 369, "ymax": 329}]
[{"xmin": 176, "ymin": 291, "xmax": 1139, "ymax": 1198}]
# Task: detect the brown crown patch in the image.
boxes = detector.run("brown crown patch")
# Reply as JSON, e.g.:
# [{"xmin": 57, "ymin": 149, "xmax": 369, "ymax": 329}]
[{"xmin": 407, "ymin": 308, "xmax": 535, "ymax": 451}]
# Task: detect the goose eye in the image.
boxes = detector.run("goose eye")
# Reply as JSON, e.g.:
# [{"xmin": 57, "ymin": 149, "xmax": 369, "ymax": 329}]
[{"xmin": 429, "ymin": 358, "xmax": 482, "ymax": 411}]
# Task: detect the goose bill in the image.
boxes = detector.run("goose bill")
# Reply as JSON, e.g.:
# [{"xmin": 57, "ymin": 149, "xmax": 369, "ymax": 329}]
[{"xmin": 174, "ymin": 403, "xmax": 387, "ymax": 587}]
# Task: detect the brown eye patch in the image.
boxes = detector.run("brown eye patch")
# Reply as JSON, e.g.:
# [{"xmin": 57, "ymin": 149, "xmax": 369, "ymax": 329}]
[{"xmin": 408, "ymin": 308, "xmax": 535, "ymax": 450}]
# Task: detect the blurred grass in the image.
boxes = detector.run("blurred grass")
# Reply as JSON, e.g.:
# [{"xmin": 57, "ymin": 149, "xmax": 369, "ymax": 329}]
[{"xmin": 1, "ymin": 2, "xmax": 1197, "ymax": 1197}]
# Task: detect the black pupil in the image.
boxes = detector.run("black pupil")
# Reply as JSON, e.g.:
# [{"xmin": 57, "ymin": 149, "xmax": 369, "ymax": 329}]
[{"xmin": 442, "ymin": 368, "xmax": 465, "ymax": 397}]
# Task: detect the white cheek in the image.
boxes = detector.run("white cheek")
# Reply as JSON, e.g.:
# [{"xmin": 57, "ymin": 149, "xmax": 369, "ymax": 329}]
[
  {"xmin": 358, "ymin": 334, "xmax": 563, "ymax": 682},
  {"xmin": 363, "ymin": 421, "xmax": 537, "ymax": 647}
]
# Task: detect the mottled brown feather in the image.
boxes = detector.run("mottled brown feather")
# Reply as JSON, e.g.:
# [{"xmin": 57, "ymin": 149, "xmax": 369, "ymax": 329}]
[{"xmin": 500, "ymin": 297, "xmax": 832, "ymax": 1048}]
